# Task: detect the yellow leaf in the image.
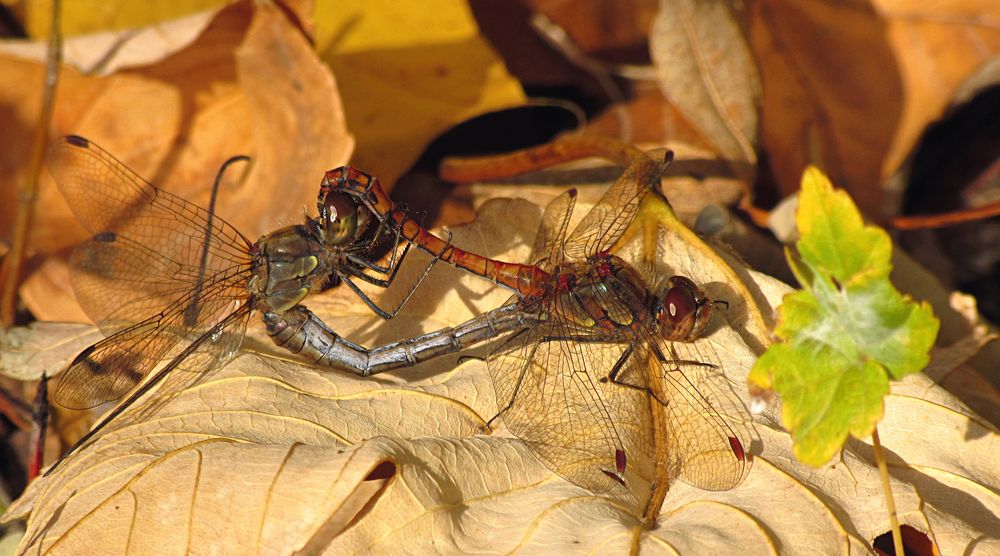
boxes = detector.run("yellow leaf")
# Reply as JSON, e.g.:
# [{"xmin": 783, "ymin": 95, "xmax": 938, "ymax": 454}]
[{"xmin": 314, "ymin": 0, "xmax": 525, "ymax": 185}]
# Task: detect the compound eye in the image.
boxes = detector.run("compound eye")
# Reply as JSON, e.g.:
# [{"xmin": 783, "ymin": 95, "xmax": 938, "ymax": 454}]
[
  {"xmin": 322, "ymin": 192, "xmax": 366, "ymax": 245},
  {"xmin": 658, "ymin": 276, "xmax": 712, "ymax": 341}
]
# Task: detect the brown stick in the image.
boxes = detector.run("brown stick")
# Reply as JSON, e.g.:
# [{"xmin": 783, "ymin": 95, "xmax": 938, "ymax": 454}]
[
  {"xmin": 890, "ymin": 200, "xmax": 1000, "ymax": 230},
  {"xmin": 439, "ymin": 134, "xmax": 652, "ymax": 183},
  {"xmin": 0, "ymin": 0, "xmax": 63, "ymax": 324}
]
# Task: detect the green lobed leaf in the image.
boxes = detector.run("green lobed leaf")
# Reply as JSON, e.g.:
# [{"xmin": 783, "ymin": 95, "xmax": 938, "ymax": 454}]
[
  {"xmin": 796, "ymin": 167, "xmax": 892, "ymax": 285},
  {"xmin": 749, "ymin": 166, "xmax": 939, "ymax": 466},
  {"xmin": 754, "ymin": 343, "xmax": 889, "ymax": 466}
]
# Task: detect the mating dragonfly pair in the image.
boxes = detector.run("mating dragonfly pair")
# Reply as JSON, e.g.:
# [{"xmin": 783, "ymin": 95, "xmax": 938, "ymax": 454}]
[{"xmin": 46, "ymin": 135, "xmax": 747, "ymax": 510}]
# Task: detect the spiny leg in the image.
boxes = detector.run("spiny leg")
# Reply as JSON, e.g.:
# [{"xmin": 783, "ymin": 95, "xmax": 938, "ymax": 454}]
[{"xmin": 341, "ymin": 228, "xmax": 456, "ymax": 319}]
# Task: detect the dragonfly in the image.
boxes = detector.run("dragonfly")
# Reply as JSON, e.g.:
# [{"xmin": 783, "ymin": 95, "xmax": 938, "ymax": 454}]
[
  {"xmin": 45, "ymin": 135, "xmax": 438, "ymax": 472},
  {"xmin": 273, "ymin": 158, "xmax": 750, "ymax": 516}
]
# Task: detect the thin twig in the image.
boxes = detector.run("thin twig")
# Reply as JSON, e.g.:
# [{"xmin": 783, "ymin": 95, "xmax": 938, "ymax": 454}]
[
  {"xmin": 28, "ymin": 372, "xmax": 50, "ymax": 480},
  {"xmin": 0, "ymin": 0, "xmax": 63, "ymax": 324},
  {"xmin": 890, "ymin": 200, "xmax": 1000, "ymax": 230},
  {"xmin": 530, "ymin": 13, "xmax": 632, "ymax": 142}
]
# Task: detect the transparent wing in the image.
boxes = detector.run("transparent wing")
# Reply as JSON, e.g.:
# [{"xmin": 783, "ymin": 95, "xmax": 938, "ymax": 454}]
[
  {"xmin": 614, "ymin": 321, "xmax": 749, "ymax": 491},
  {"xmin": 48, "ymin": 135, "xmax": 253, "ymax": 330},
  {"xmin": 53, "ymin": 271, "xmax": 250, "ymax": 410},
  {"xmin": 49, "ymin": 304, "xmax": 254, "ymax": 476},
  {"xmin": 562, "ymin": 162, "xmax": 651, "ymax": 261},
  {"xmin": 528, "ymin": 189, "xmax": 576, "ymax": 271},
  {"xmin": 488, "ymin": 292, "xmax": 647, "ymax": 495}
]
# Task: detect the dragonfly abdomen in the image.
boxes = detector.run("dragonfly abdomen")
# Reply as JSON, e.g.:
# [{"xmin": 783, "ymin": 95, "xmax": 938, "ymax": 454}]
[{"xmin": 263, "ymin": 303, "xmax": 531, "ymax": 376}]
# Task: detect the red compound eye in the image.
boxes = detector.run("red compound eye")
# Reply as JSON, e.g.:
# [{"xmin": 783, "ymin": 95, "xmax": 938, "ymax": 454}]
[
  {"xmin": 657, "ymin": 276, "xmax": 713, "ymax": 341},
  {"xmin": 320, "ymin": 192, "xmax": 367, "ymax": 245}
]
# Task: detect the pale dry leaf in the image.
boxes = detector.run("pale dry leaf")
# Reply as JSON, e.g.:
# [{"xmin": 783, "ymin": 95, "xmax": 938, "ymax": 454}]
[
  {"xmin": 0, "ymin": 9, "xmax": 217, "ymax": 75},
  {"xmin": 650, "ymin": 0, "xmax": 761, "ymax": 167},
  {"xmin": 0, "ymin": 322, "xmax": 100, "ymax": 382},
  {"xmin": 4, "ymin": 186, "xmax": 998, "ymax": 553}
]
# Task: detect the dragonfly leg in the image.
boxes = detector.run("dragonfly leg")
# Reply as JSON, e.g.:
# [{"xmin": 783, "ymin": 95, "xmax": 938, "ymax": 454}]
[
  {"xmin": 485, "ymin": 328, "xmax": 533, "ymax": 431},
  {"xmin": 603, "ymin": 343, "xmax": 671, "ymax": 406},
  {"xmin": 343, "ymin": 227, "xmax": 456, "ymax": 319},
  {"xmin": 348, "ymin": 215, "xmax": 412, "ymax": 279},
  {"xmin": 338, "ymin": 275, "xmax": 395, "ymax": 320}
]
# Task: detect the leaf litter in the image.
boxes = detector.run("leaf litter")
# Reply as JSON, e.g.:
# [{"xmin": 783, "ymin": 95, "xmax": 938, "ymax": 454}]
[{"xmin": 3, "ymin": 165, "xmax": 997, "ymax": 554}]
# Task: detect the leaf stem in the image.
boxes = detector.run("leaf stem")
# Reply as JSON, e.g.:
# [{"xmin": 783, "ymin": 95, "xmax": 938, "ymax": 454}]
[{"xmin": 872, "ymin": 427, "xmax": 904, "ymax": 555}]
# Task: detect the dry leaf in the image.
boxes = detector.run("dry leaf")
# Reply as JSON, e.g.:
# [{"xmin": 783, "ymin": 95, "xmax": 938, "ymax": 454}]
[
  {"xmin": 585, "ymin": 82, "xmax": 717, "ymax": 152},
  {"xmin": 523, "ymin": 0, "xmax": 659, "ymax": 61},
  {"xmin": 649, "ymin": 0, "xmax": 761, "ymax": 168},
  {"xmin": 314, "ymin": 0, "xmax": 526, "ymax": 186},
  {"xmin": 751, "ymin": 1, "xmax": 1000, "ymax": 215},
  {"xmin": 0, "ymin": 322, "xmax": 100, "ymax": 382},
  {"xmin": 3, "ymin": 180, "xmax": 996, "ymax": 552},
  {"xmin": 19, "ymin": 0, "xmax": 224, "ymax": 38},
  {"xmin": 0, "ymin": 1, "xmax": 353, "ymax": 322}
]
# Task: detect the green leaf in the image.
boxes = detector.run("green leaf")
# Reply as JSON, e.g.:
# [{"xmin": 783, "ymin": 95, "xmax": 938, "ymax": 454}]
[
  {"xmin": 796, "ymin": 167, "xmax": 891, "ymax": 285},
  {"xmin": 754, "ymin": 343, "xmax": 888, "ymax": 465},
  {"xmin": 748, "ymin": 166, "xmax": 939, "ymax": 467}
]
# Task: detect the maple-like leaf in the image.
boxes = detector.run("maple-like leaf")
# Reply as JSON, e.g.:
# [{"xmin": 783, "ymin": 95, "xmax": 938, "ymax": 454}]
[{"xmin": 749, "ymin": 167, "xmax": 940, "ymax": 466}]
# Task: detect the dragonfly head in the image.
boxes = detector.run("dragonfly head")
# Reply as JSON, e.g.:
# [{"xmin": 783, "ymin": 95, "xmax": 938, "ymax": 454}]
[
  {"xmin": 318, "ymin": 190, "xmax": 372, "ymax": 246},
  {"xmin": 653, "ymin": 275, "xmax": 713, "ymax": 342}
]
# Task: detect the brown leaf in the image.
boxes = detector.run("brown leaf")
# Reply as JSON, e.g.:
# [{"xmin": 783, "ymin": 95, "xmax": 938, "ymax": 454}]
[
  {"xmin": 751, "ymin": 1, "xmax": 1000, "ymax": 215},
  {"xmin": 1, "ymin": 1, "xmax": 352, "ymax": 322},
  {"xmin": 523, "ymin": 0, "xmax": 660, "ymax": 61}
]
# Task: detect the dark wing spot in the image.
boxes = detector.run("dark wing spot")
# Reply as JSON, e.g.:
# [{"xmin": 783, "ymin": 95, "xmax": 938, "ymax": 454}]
[
  {"xmin": 729, "ymin": 436, "xmax": 746, "ymax": 462},
  {"xmin": 65, "ymin": 135, "xmax": 89, "ymax": 148},
  {"xmin": 601, "ymin": 469, "xmax": 627, "ymax": 487},
  {"xmin": 93, "ymin": 231, "xmax": 117, "ymax": 242},
  {"xmin": 81, "ymin": 350, "xmax": 144, "ymax": 385}
]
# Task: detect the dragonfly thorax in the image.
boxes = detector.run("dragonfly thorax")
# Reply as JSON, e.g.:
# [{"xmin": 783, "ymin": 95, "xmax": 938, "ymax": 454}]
[
  {"xmin": 250, "ymin": 224, "xmax": 343, "ymax": 314},
  {"xmin": 549, "ymin": 255, "xmax": 650, "ymax": 330}
]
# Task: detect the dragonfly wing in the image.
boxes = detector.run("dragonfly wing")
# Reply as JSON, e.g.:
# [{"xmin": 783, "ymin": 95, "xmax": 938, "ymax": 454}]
[
  {"xmin": 528, "ymin": 190, "xmax": 576, "ymax": 270},
  {"xmin": 54, "ymin": 271, "xmax": 250, "ymax": 410},
  {"xmin": 48, "ymin": 136, "xmax": 252, "ymax": 329},
  {"xmin": 616, "ymin": 331, "xmax": 750, "ymax": 491},
  {"xmin": 48, "ymin": 303, "xmax": 254, "ymax": 476},
  {"xmin": 69, "ymin": 231, "xmax": 250, "ymax": 335},
  {"xmin": 561, "ymin": 162, "xmax": 651, "ymax": 260},
  {"xmin": 488, "ymin": 296, "xmax": 647, "ymax": 495}
]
